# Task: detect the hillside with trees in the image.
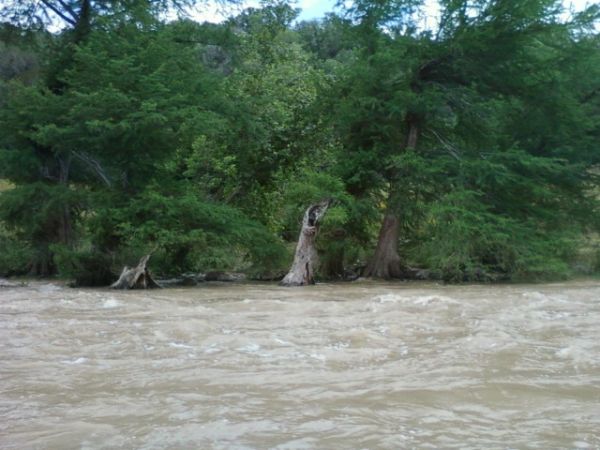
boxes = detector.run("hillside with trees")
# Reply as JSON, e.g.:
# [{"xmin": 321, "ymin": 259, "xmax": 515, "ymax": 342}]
[{"xmin": 1, "ymin": 0, "xmax": 599, "ymax": 284}]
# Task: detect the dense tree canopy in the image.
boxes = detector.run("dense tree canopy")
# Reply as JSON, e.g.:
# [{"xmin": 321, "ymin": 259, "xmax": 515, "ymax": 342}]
[{"xmin": 1, "ymin": 0, "xmax": 599, "ymax": 283}]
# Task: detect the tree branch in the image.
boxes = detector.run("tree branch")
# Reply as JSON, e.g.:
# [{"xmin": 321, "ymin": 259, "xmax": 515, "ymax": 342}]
[
  {"xmin": 55, "ymin": 0, "xmax": 77, "ymax": 20},
  {"xmin": 72, "ymin": 151, "xmax": 112, "ymax": 187},
  {"xmin": 427, "ymin": 129, "xmax": 461, "ymax": 160},
  {"xmin": 39, "ymin": 0, "xmax": 77, "ymax": 26}
]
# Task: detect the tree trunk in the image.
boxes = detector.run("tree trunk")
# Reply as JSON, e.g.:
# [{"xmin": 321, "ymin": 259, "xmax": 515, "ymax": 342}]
[
  {"xmin": 28, "ymin": 248, "xmax": 56, "ymax": 277},
  {"xmin": 406, "ymin": 116, "xmax": 419, "ymax": 149},
  {"xmin": 363, "ymin": 116, "xmax": 419, "ymax": 279},
  {"xmin": 362, "ymin": 212, "xmax": 405, "ymax": 278},
  {"xmin": 57, "ymin": 154, "xmax": 74, "ymax": 246},
  {"xmin": 58, "ymin": 204, "xmax": 73, "ymax": 246},
  {"xmin": 280, "ymin": 200, "xmax": 330, "ymax": 286},
  {"xmin": 73, "ymin": 0, "xmax": 92, "ymax": 44},
  {"xmin": 111, "ymin": 254, "xmax": 161, "ymax": 289}
]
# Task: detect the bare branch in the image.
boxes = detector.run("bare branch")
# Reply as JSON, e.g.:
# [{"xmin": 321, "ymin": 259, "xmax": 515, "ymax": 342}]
[
  {"xmin": 72, "ymin": 151, "xmax": 112, "ymax": 187},
  {"xmin": 39, "ymin": 0, "xmax": 77, "ymax": 26},
  {"xmin": 55, "ymin": 0, "xmax": 77, "ymax": 20},
  {"xmin": 427, "ymin": 128, "xmax": 461, "ymax": 160}
]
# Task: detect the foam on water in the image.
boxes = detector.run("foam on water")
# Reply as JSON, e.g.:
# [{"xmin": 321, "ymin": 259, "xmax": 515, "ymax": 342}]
[
  {"xmin": 168, "ymin": 342, "xmax": 194, "ymax": 349},
  {"xmin": 37, "ymin": 283, "xmax": 62, "ymax": 293},
  {"xmin": 203, "ymin": 345, "xmax": 221, "ymax": 354},
  {"xmin": 309, "ymin": 353, "xmax": 326, "ymax": 361},
  {"xmin": 61, "ymin": 357, "xmax": 88, "ymax": 365},
  {"xmin": 375, "ymin": 293, "xmax": 405, "ymax": 303},
  {"xmin": 102, "ymin": 298, "xmax": 121, "ymax": 308},
  {"xmin": 373, "ymin": 293, "xmax": 458, "ymax": 305},
  {"xmin": 273, "ymin": 336, "xmax": 293, "ymax": 346},
  {"xmin": 237, "ymin": 343, "xmax": 261, "ymax": 353}
]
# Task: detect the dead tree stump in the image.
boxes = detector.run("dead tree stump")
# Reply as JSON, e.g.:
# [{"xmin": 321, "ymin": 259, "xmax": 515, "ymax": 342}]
[
  {"xmin": 111, "ymin": 254, "xmax": 161, "ymax": 289},
  {"xmin": 280, "ymin": 200, "xmax": 330, "ymax": 287}
]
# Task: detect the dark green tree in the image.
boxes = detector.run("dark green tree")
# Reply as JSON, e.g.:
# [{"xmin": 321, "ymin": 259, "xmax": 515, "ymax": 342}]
[
  {"xmin": 0, "ymin": 4, "xmax": 252, "ymax": 276},
  {"xmin": 332, "ymin": 0, "xmax": 600, "ymax": 279}
]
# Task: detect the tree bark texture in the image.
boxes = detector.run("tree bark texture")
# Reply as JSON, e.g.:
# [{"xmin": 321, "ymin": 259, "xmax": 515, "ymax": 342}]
[
  {"xmin": 111, "ymin": 254, "xmax": 161, "ymax": 289},
  {"xmin": 362, "ymin": 212, "xmax": 405, "ymax": 278},
  {"xmin": 280, "ymin": 200, "xmax": 330, "ymax": 286}
]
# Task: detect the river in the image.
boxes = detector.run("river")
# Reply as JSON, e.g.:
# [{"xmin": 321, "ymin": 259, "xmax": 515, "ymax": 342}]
[{"xmin": 1, "ymin": 281, "xmax": 599, "ymax": 449}]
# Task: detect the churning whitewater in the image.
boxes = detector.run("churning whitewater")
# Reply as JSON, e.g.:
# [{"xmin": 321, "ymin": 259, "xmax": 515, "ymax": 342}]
[{"xmin": 1, "ymin": 281, "xmax": 599, "ymax": 449}]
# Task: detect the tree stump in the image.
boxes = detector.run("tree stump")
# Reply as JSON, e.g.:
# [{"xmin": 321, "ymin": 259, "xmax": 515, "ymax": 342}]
[
  {"xmin": 110, "ymin": 254, "xmax": 161, "ymax": 289},
  {"xmin": 280, "ymin": 200, "xmax": 330, "ymax": 287}
]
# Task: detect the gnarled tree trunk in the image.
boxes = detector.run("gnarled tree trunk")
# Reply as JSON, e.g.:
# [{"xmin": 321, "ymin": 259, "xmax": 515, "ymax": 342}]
[
  {"xmin": 280, "ymin": 200, "xmax": 330, "ymax": 287},
  {"xmin": 111, "ymin": 254, "xmax": 161, "ymax": 289}
]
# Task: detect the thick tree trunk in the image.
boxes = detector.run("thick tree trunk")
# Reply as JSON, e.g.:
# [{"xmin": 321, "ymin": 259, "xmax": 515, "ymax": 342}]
[
  {"xmin": 362, "ymin": 212, "xmax": 405, "ymax": 278},
  {"xmin": 111, "ymin": 254, "xmax": 161, "ymax": 289},
  {"xmin": 280, "ymin": 200, "xmax": 330, "ymax": 287}
]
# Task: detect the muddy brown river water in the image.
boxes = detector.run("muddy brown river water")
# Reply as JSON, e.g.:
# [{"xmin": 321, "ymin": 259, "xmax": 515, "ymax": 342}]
[{"xmin": 1, "ymin": 281, "xmax": 600, "ymax": 449}]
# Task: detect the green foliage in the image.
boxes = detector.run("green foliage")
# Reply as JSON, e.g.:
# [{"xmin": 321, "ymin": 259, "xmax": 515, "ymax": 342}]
[
  {"xmin": 275, "ymin": 170, "xmax": 348, "ymax": 232},
  {"xmin": 296, "ymin": 15, "xmax": 355, "ymax": 61},
  {"xmin": 51, "ymin": 244, "xmax": 115, "ymax": 286},
  {"xmin": 413, "ymin": 190, "xmax": 575, "ymax": 282},
  {"xmin": 1, "ymin": 0, "xmax": 599, "ymax": 283},
  {"xmin": 0, "ymin": 223, "xmax": 32, "ymax": 276},
  {"xmin": 571, "ymin": 234, "xmax": 600, "ymax": 276},
  {"xmin": 89, "ymin": 183, "xmax": 287, "ymax": 276},
  {"xmin": 0, "ymin": 182, "xmax": 84, "ymax": 275},
  {"xmin": 324, "ymin": 0, "xmax": 600, "ymax": 281},
  {"xmin": 221, "ymin": 31, "xmax": 325, "ymax": 195}
]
